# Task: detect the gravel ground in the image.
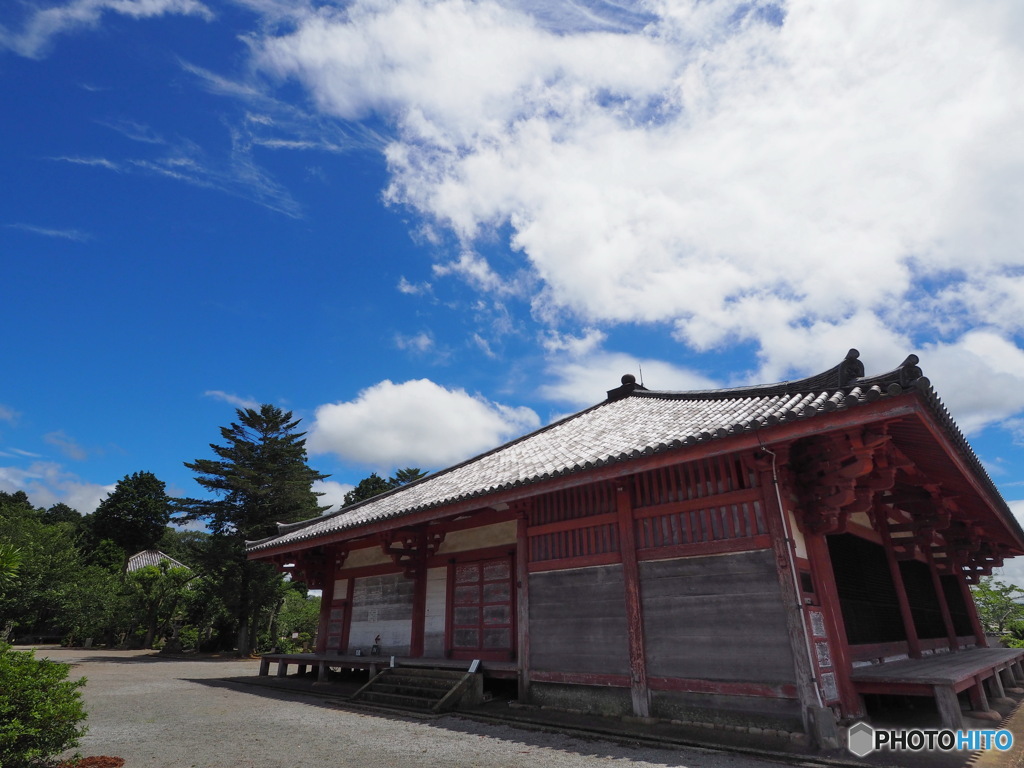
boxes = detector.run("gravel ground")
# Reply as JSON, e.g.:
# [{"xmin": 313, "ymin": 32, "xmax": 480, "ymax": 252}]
[{"xmin": 37, "ymin": 648, "xmax": 801, "ymax": 768}]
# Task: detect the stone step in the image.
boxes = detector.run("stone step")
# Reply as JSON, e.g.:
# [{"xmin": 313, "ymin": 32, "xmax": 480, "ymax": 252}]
[
  {"xmin": 360, "ymin": 690, "xmax": 438, "ymax": 709},
  {"xmin": 382, "ymin": 675, "xmax": 459, "ymax": 690},
  {"xmin": 373, "ymin": 682, "xmax": 448, "ymax": 700}
]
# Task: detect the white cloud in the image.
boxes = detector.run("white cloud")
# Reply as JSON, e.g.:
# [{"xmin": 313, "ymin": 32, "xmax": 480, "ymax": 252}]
[
  {"xmin": 540, "ymin": 348, "xmax": 719, "ymax": 408},
  {"xmin": 251, "ymin": 0, "xmax": 1024, "ymax": 392},
  {"xmin": 308, "ymin": 378, "xmax": 540, "ymax": 469},
  {"xmin": 204, "ymin": 390, "xmax": 261, "ymax": 410},
  {"xmin": 919, "ymin": 333, "xmax": 1024, "ymax": 436},
  {"xmin": 0, "ymin": 462, "xmax": 114, "ymax": 513},
  {"xmin": 0, "ymin": 0, "xmax": 214, "ymax": 59},
  {"xmin": 312, "ymin": 479, "xmax": 354, "ymax": 513},
  {"xmin": 0, "ymin": 405, "xmax": 17, "ymax": 424}
]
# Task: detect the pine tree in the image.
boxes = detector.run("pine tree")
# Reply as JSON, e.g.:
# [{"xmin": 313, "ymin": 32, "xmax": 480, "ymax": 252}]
[{"xmin": 178, "ymin": 405, "xmax": 328, "ymax": 655}]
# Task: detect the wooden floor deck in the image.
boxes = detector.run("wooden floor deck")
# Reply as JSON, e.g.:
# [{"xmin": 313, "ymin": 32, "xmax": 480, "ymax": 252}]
[
  {"xmin": 851, "ymin": 647, "xmax": 1024, "ymax": 730},
  {"xmin": 258, "ymin": 653, "xmax": 518, "ymax": 684}
]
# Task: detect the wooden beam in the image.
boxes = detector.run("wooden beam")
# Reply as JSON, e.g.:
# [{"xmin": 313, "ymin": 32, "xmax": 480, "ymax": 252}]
[{"xmin": 616, "ymin": 485, "xmax": 650, "ymax": 718}]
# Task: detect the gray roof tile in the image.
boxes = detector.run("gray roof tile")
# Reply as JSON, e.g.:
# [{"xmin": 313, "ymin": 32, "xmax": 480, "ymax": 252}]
[{"xmin": 246, "ymin": 350, "xmax": 998, "ymax": 554}]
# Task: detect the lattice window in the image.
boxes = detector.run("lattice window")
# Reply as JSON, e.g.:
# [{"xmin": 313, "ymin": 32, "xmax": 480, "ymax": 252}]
[{"xmin": 529, "ymin": 483, "xmax": 616, "ymax": 527}]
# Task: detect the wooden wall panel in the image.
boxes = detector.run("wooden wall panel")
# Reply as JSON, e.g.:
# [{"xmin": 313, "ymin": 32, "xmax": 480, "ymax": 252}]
[
  {"xmin": 529, "ymin": 564, "xmax": 630, "ymax": 676},
  {"xmin": 640, "ymin": 550, "xmax": 796, "ymax": 683},
  {"xmin": 348, "ymin": 573, "xmax": 414, "ymax": 655}
]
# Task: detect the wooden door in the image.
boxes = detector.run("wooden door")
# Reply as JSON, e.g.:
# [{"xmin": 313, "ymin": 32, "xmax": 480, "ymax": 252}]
[{"xmin": 449, "ymin": 557, "xmax": 515, "ymax": 660}]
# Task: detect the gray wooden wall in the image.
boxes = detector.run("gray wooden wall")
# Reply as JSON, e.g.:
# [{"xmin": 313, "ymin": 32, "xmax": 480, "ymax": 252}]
[
  {"xmin": 640, "ymin": 549, "xmax": 796, "ymax": 684},
  {"xmin": 529, "ymin": 564, "xmax": 630, "ymax": 675}
]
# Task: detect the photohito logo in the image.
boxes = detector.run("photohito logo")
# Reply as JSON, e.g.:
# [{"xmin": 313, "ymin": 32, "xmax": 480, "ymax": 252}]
[{"xmin": 847, "ymin": 722, "xmax": 1014, "ymax": 757}]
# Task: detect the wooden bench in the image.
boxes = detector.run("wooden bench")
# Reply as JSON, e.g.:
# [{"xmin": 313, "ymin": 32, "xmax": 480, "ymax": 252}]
[
  {"xmin": 850, "ymin": 647, "xmax": 1024, "ymax": 730},
  {"xmin": 258, "ymin": 653, "xmax": 390, "ymax": 683}
]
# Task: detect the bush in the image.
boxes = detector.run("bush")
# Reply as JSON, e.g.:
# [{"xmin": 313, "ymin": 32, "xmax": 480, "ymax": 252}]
[{"xmin": 0, "ymin": 643, "xmax": 88, "ymax": 767}]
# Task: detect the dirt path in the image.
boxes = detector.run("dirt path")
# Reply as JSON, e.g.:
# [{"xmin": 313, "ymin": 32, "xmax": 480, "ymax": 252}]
[{"xmin": 39, "ymin": 648, "xmax": 793, "ymax": 768}]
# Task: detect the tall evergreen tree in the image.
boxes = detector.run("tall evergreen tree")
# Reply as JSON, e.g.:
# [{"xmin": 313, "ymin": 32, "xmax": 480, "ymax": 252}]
[
  {"xmin": 91, "ymin": 471, "xmax": 170, "ymax": 573},
  {"xmin": 178, "ymin": 404, "xmax": 327, "ymax": 655}
]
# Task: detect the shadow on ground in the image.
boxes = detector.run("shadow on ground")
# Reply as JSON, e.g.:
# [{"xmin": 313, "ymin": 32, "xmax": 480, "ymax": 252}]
[{"xmin": 187, "ymin": 672, "xmax": 1018, "ymax": 768}]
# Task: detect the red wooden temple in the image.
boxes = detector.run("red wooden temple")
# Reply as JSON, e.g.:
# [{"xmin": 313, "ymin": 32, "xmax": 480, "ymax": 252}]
[{"xmin": 247, "ymin": 350, "xmax": 1024, "ymax": 742}]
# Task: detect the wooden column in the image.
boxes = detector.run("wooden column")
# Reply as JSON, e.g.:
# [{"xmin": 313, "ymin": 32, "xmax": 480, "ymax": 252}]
[
  {"xmin": 515, "ymin": 511, "xmax": 531, "ymax": 702},
  {"xmin": 616, "ymin": 485, "xmax": 650, "ymax": 717},
  {"xmin": 875, "ymin": 512, "xmax": 922, "ymax": 658},
  {"xmin": 755, "ymin": 455, "xmax": 820, "ymax": 730},
  {"xmin": 314, "ymin": 553, "xmax": 338, "ymax": 654},
  {"xmin": 958, "ymin": 572, "xmax": 988, "ymax": 647},
  {"xmin": 925, "ymin": 549, "xmax": 958, "ymax": 652},
  {"xmin": 409, "ymin": 535, "xmax": 428, "ymax": 658},
  {"xmin": 803, "ymin": 530, "xmax": 862, "ymax": 716}
]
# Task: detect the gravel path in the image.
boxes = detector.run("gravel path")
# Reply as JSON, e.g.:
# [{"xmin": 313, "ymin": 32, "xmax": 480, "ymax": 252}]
[{"xmin": 37, "ymin": 648, "xmax": 797, "ymax": 768}]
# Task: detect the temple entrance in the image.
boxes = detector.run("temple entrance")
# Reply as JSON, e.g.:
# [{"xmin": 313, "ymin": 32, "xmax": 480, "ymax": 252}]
[{"xmin": 448, "ymin": 556, "xmax": 515, "ymax": 661}]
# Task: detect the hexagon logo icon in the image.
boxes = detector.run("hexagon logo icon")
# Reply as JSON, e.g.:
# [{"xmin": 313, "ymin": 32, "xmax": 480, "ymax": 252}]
[{"xmin": 847, "ymin": 721, "xmax": 875, "ymax": 757}]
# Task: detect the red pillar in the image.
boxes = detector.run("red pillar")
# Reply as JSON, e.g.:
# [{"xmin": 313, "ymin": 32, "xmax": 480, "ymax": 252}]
[
  {"xmin": 616, "ymin": 485, "xmax": 650, "ymax": 717},
  {"xmin": 515, "ymin": 511, "xmax": 531, "ymax": 702},
  {"xmin": 803, "ymin": 531, "xmax": 863, "ymax": 717},
  {"xmin": 876, "ymin": 512, "xmax": 922, "ymax": 657},
  {"xmin": 314, "ymin": 553, "xmax": 338, "ymax": 654},
  {"xmin": 925, "ymin": 548, "xmax": 958, "ymax": 651}
]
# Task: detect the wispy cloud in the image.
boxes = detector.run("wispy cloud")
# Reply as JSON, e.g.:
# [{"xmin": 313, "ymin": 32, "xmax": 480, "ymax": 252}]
[
  {"xmin": 97, "ymin": 118, "xmax": 165, "ymax": 145},
  {"xmin": 0, "ymin": 0, "xmax": 214, "ymax": 59},
  {"xmin": 204, "ymin": 390, "xmax": 260, "ymax": 410},
  {"xmin": 0, "ymin": 405, "xmax": 17, "ymax": 424},
  {"xmin": 394, "ymin": 332, "xmax": 435, "ymax": 354},
  {"xmin": 9, "ymin": 448, "xmax": 42, "ymax": 458},
  {"xmin": 49, "ymin": 155, "xmax": 121, "ymax": 171},
  {"xmin": 6, "ymin": 222, "xmax": 91, "ymax": 241},
  {"xmin": 43, "ymin": 430, "xmax": 89, "ymax": 461}
]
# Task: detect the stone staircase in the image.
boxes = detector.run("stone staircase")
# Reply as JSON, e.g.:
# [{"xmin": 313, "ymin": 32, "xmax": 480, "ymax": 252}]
[{"xmin": 351, "ymin": 666, "xmax": 483, "ymax": 713}]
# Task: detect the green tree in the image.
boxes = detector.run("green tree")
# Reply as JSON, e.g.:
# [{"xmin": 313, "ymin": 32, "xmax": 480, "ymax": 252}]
[
  {"xmin": 178, "ymin": 404, "xmax": 328, "ymax": 655},
  {"xmin": 972, "ymin": 577, "xmax": 1024, "ymax": 634},
  {"xmin": 389, "ymin": 467, "xmax": 427, "ymax": 487},
  {"xmin": 0, "ymin": 543, "xmax": 21, "ymax": 593},
  {"xmin": 343, "ymin": 472, "xmax": 393, "ymax": 506},
  {"xmin": 0, "ymin": 644, "xmax": 88, "ymax": 767},
  {"xmin": 91, "ymin": 471, "xmax": 171, "ymax": 573},
  {"xmin": 125, "ymin": 562, "xmax": 196, "ymax": 648}
]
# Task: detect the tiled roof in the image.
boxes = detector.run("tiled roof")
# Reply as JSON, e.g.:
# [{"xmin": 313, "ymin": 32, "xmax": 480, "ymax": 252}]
[
  {"xmin": 126, "ymin": 549, "xmax": 189, "ymax": 572},
  {"xmin": 246, "ymin": 350, "xmax": 998, "ymax": 554}
]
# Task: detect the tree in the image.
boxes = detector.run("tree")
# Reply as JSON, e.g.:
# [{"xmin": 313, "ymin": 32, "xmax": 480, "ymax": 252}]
[
  {"xmin": 972, "ymin": 577, "xmax": 1024, "ymax": 635},
  {"xmin": 178, "ymin": 404, "xmax": 328, "ymax": 655},
  {"xmin": 343, "ymin": 468, "xmax": 428, "ymax": 507},
  {"xmin": 389, "ymin": 467, "xmax": 427, "ymax": 487},
  {"xmin": 91, "ymin": 471, "xmax": 171, "ymax": 572},
  {"xmin": 0, "ymin": 644, "xmax": 87, "ymax": 767},
  {"xmin": 343, "ymin": 472, "xmax": 392, "ymax": 506},
  {"xmin": 125, "ymin": 562, "xmax": 196, "ymax": 648}
]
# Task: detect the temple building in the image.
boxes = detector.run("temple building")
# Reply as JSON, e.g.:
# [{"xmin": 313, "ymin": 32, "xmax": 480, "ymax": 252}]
[{"xmin": 246, "ymin": 350, "xmax": 1024, "ymax": 742}]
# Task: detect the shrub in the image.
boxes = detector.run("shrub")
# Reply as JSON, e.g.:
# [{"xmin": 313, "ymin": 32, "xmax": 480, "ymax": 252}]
[{"xmin": 0, "ymin": 643, "xmax": 88, "ymax": 767}]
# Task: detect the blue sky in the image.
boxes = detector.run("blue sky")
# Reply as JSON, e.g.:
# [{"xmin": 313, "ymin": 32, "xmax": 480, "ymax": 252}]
[{"xmin": 2, "ymin": 0, "xmax": 1024, "ymax": 579}]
